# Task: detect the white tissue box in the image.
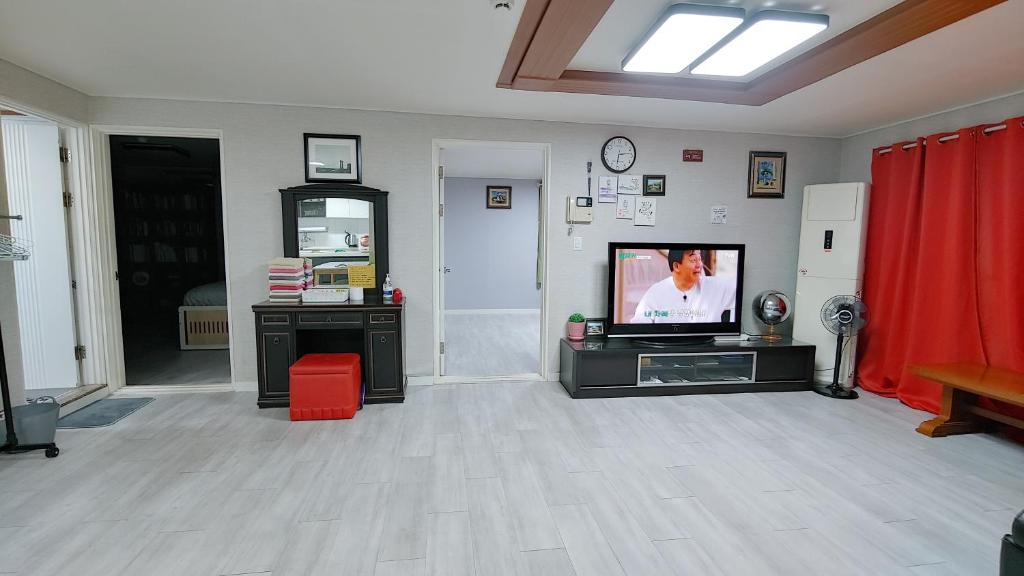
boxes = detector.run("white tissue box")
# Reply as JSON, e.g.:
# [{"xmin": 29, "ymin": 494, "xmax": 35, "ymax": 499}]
[{"xmin": 302, "ymin": 287, "xmax": 349, "ymax": 303}]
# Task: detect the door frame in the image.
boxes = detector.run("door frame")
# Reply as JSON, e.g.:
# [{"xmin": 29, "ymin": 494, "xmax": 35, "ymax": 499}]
[
  {"xmin": 91, "ymin": 125, "xmax": 234, "ymax": 393},
  {"xmin": 430, "ymin": 139, "xmax": 552, "ymax": 383}
]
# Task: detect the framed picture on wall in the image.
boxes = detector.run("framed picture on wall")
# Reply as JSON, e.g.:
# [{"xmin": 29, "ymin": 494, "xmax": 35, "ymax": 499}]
[
  {"xmin": 643, "ymin": 175, "xmax": 666, "ymax": 196},
  {"xmin": 747, "ymin": 151, "xmax": 786, "ymax": 198},
  {"xmin": 304, "ymin": 133, "xmax": 362, "ymax": 184},
  {"xmin": 486, "ymin": 185, "xmax": 512, "ymax": 209}
]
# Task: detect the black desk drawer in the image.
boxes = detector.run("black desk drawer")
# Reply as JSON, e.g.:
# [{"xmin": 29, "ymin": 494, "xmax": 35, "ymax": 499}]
[
  {"xmin": 369, "ymin": 313, "xmax": 397, "ymax": 325},
  {"xmin": 297, "ymin": 311, "xmax": 364, "ymax": 327},
  {"xmin": 260, "ymin": 314, "xmax": 291, "ymax": 326}
]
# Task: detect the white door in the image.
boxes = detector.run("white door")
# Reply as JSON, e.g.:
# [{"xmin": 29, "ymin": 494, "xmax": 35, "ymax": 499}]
[
  {"xmin": 438, "ymin": 163, "xmax": 447, "ymax": 376},
  {"xmin": 1, "ymin": 117, "xmax": 79, "ymax": 390}
]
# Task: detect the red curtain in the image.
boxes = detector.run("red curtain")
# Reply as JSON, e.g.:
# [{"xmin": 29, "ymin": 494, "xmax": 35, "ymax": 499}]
[{"xmin": 859, "ymin": 117, "xmax": 1024, "ymax": 415}]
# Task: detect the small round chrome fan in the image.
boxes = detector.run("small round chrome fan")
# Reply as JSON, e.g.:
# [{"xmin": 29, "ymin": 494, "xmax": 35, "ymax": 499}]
[
  {"xmin": 751, "ymin": 290, "xmax": 791, "ymax": 342},
  {"xmin": 815, "ymin": 295, "xmax": 868, "ymax": 399}
]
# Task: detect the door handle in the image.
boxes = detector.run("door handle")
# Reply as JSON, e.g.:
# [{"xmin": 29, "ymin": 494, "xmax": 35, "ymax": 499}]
[{"xmin": 443, "ymin": 267, "xmax": 452, "ymax": 274}]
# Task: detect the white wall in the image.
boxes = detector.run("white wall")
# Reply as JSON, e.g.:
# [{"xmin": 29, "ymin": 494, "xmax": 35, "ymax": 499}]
[
  {"xmin": 839, "ymin": 92, "xmax": 1024, "ymax": 182},
  {"xmin": 444, "ymin": 178, "xmax": 541, "ymax": 311},
  {"xmin": 87, "ymin": 97, "xmax": 841, "ymax": 380}
]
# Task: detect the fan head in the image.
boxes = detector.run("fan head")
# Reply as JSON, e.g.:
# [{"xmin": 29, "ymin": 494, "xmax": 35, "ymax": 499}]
[
  {"xmin": 820, "ymin": 295, "xmax": 868, "ymax": 336},
  {"xmin": 751, "ymin": 290, "xmax": 792, "ymax": 327}
]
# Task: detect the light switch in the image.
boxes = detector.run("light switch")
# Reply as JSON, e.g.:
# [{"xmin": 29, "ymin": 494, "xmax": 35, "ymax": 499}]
[{"xmin": 573, "ymin": 236, "xmax": 583, "ymax": 251}]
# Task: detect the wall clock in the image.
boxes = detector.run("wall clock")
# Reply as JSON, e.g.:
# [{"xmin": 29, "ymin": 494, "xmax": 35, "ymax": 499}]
[{"xmin": 601, "ymin": 136, "xmax": 636, "ymax": 173}]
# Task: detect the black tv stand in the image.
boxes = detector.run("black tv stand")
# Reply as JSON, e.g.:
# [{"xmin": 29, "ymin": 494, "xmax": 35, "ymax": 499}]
[
  {"xmin": 559, "ymin": 336, "xmax": 815, "ymax": 399},
  {"xmin": 629, "ymin": 336, "xmax": 715, "ymax": 347}
]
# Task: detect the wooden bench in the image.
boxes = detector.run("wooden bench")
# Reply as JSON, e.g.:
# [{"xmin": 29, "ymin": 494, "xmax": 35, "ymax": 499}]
[{"xmin": 912, "ymin": 363, "xmax": 1024, "ymax": 437}]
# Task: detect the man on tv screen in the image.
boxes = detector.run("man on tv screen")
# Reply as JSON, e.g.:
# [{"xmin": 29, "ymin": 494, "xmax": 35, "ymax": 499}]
[{"xmin": 631, "ymin": 249, "xmax": 736, "ymax": 324}]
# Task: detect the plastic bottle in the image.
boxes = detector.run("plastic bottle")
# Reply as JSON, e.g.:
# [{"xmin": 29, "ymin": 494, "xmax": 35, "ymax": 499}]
[{"xmin": 383, "ymin": 273, "xmax": 394, "ymax": 301}]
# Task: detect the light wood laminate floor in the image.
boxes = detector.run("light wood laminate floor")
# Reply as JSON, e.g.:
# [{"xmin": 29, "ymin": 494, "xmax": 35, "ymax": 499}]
[
  {"xmin": 1, "ymin": 383, "xmax": 1021, "ymax": 575},
  {"xmin": 444, "ymin": 311, "xmax": 540, "ymax": 377}
]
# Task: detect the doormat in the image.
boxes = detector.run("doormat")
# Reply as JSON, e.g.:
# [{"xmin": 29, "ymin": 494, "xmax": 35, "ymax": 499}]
[{"xmin": 57, "ymin": 397, "xmax": 155, "ymax": 429}]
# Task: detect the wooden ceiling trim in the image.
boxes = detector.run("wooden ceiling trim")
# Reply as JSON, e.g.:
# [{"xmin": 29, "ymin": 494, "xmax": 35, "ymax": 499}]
[
  {"xmin": 496, "ymin": 0, "xmax": 551, "ymax": 88},
  {"xmin": 498, "ymin": 0, "xmax": 1006, "ymax": 105},
  {"xmin": 516, "ymin": 70, "xmax": 763, "ymax": 105},
  {"xmin": 515, "ymin": 0, "xmax": 614, "ymax": 81}
]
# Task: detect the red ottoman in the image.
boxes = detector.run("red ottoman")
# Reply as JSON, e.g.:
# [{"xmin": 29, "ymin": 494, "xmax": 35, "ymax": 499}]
[{"xmin": 289, "ymin": 353, "xmax": 361, "ymax": 421}]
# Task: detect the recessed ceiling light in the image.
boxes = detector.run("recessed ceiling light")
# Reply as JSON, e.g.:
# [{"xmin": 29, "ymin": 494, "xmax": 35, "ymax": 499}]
[
  {"xmin": 690, "ymin": 10, "xmax": 829, "ymax": 77},
  {"xmin": 622, "ymin": 4, "xmax": 745, "ymax": 74}
]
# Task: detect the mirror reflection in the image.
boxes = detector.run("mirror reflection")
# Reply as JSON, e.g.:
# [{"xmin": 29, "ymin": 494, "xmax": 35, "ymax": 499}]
[{"xmin": 296, "ymin": 197, "xmax": 375, "ymax": 286}]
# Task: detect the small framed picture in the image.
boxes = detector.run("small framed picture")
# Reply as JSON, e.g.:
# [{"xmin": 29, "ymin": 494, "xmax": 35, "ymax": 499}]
[
  {"xmin": 748, "ymin": 151, "xmax": 786, "ymax": 198},
  {"xmin": 304, "ymin": 133, "xmax": 362, "ymax": 184},
  {"xmin": 643, "ymin": 175, "xmax": 666, "ymax": 196},
  {"xmin": 585, "ymin": 318, "xmax": 605, "ymax": 338},
  {"xmin": 486, "ymin": 185, "xmax": 512, "ymax": 209}
]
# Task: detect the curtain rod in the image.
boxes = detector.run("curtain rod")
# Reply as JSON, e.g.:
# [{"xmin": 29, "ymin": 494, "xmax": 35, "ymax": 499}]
[{"xmin": 877, "ymin": 121, "xmax": 1016, "ymax": 155}]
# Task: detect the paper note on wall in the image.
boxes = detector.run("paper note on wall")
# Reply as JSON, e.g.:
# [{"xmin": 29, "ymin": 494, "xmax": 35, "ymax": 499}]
[
  {"xmin": 616, "ymin": 195, "xmax": 635, "ymax": 219},
  {"xmin": 347, "ymin": 265, "xmax": 377, "ymax": 288},
  {"xmin": 617, "ymin": 174, "xmax": 642, "ymax": 195},
  {"xmin": 711, "ymin": 205, "xmax": 727, "ymax": 224},
  {"xmin": 634, "ymin": 197, "xmax": 656, "ymax": 226},
  {"xmin": 598, "ymin": 176, "xmax": 618, "ymax": 203}
]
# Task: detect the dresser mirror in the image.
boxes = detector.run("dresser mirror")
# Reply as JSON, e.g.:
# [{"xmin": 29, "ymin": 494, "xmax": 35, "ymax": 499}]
[{"xmin": 281, "ymin": 184, "xmax": 390, "ymax": 294}]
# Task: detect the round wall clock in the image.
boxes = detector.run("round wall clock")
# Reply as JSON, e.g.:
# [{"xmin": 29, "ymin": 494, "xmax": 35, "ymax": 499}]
[{"xmin": 601, "ymin": 136, "xmax": 636, "ymax": 173}]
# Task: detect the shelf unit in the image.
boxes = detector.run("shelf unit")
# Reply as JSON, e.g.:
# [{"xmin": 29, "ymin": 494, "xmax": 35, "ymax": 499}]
[{"xmin": 559, "ymin": 337, "xmax": 815, "ymax": 399}]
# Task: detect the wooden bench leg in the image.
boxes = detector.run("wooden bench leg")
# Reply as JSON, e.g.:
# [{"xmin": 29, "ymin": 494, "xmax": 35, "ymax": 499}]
[{"xmin": 917, "ymin": 386, "xmax": 983, "ymax": 437}]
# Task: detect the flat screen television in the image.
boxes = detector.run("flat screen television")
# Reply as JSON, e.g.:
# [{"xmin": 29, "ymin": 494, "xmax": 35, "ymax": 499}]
[{"xmin": 606, "ymin": 242, "xmax": 745, "ymax": 340}]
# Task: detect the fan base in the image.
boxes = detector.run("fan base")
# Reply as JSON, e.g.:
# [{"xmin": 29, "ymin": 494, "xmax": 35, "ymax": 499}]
[{"xmin": 812, "ymin": 383, "xmax": 859, "ymax": 400}]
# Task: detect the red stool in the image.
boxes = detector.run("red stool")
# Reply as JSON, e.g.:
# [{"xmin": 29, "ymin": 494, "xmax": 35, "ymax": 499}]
[{"xmin": 289, "ymin": 353, "xmax": 361, "ymax": 421}]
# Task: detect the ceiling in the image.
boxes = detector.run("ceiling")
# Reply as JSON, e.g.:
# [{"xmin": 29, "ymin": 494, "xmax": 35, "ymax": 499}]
[
  {"xmin": 0, "ymin": 0, "xmax": 1021, "ymax": 137},
  {"xmin": 441, "ymin": 147, "xmax": 544, "ymax": 180}
]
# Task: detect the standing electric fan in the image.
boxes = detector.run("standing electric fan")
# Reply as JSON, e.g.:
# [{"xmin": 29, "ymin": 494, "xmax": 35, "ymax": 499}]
[{"xmin": 813, "ymin": 295, "xmax": 868, "ymax": 400}]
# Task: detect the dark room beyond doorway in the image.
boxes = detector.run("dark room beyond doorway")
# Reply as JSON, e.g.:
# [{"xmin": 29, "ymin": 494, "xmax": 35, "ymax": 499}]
[{"xmin": 109, "ymin": 135, "xmax": 229, "ymax": 386}]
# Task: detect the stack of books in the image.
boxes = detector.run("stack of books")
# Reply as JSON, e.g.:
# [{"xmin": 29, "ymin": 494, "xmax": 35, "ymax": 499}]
[{"xmin": 268, "ymin": 257, "xmax": 306, "ymax": 303}]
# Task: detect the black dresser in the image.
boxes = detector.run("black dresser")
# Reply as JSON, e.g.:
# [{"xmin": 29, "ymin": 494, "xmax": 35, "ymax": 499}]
[{"xmin": 252, "ymin": 298, "xmax": 405, "ymax": 408}]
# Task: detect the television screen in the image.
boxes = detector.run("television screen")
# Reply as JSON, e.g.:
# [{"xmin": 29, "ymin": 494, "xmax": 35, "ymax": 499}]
[{"xmin": 607, "ymin": 243, "xmax": 744, "ymax": 337}]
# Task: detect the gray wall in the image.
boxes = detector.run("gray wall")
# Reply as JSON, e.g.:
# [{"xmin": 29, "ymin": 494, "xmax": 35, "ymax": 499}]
[
  {"xmin": 89, "ymin": 96, "xmax": 842, "ymax": 380},
  {"xmin": 839, "ymin": 92, "xmax": 1024, "ymax": 182},
  {"xmin": 0, "ymin": 59, "xmax": 88, "ymax": 122},
  {"xmin": 444, "ymin": 178, "xmax": 541, "ymax": 311}
]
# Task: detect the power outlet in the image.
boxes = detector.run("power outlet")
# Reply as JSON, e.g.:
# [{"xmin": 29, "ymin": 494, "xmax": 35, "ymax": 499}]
[{"xmin": 573, "ymin": 236, "xmax": 583, "ymax": 251}]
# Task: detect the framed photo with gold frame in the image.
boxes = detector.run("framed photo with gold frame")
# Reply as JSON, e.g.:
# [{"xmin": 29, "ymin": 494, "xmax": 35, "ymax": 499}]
[{"xmin": 747, "ymin": 151, "xmax": 786, "ymax": 198}]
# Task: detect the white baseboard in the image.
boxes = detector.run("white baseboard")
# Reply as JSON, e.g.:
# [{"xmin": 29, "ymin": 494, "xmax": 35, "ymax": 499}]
[
  {"xmin": 233, "ymin": 381, "xmax": 258, "ymax": 392},
  {"xmin": 408, "ymin": 376, "xmax": 434, "ymax": 387},
  {"xmin": 445, "ymin": 308, "xmax": 540, "ymax": 315}
]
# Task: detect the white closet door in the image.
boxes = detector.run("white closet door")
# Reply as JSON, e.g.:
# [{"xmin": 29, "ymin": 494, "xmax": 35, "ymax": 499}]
[{"xmin": 2, "ymin": 117, "xmax": 79, "ymax": 390}]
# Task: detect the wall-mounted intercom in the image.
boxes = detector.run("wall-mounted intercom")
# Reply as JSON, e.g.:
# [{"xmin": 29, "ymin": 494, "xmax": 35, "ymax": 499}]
[{"xmin": 567, "ymin": 195, "xmax": 593, "ymax": 224}]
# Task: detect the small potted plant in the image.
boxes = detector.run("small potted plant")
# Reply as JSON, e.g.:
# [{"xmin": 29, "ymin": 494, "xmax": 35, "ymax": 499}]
[{"xmin": 567, "ymin": 313, "xmax": 586, "ymax": 341}]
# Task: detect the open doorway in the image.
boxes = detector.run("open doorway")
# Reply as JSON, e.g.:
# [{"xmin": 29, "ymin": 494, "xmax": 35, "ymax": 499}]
[
  {"xmin": 1, "ymin": 111, "xmax": 82, "ymax": 400},
  {"xmin": 436, "ymin": 143, "xmax": 548, "ymax": 379},
  {"xmin": 109, "ymin": 135, "xmax": 229, "ymax": 386}
]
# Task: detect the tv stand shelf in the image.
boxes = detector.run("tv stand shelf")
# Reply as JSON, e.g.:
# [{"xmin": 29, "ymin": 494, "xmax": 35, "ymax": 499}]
[{"xmin": 559, "ymin": 337, "xmax": 814, "ymax": 399}]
